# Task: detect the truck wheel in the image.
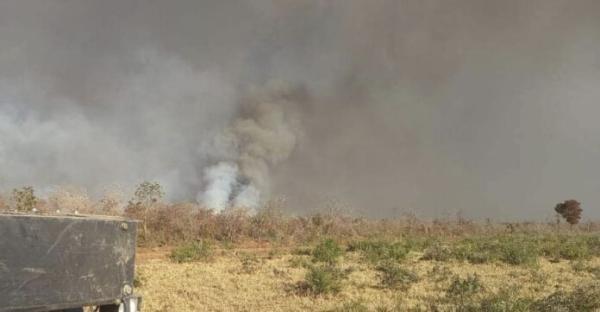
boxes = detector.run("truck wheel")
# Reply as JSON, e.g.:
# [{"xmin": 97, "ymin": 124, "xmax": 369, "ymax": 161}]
[{"xmin": 98, "ymin": 304, "xmax": 120, "ymax": 312}]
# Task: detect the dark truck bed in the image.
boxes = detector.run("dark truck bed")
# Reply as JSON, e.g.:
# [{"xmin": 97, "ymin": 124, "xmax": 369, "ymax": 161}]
[{"xmin": 0, "ymin": 213, "xmax": 139, "ymax": 311}]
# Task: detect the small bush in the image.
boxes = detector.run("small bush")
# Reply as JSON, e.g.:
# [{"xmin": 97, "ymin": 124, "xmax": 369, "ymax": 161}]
[
  {"xmin": 421, "ymin": 243, "xmax": 452, "ymax": 262},
  {"xmin": 313, "ymin": 239, "xmax": 344, "ymax": 264},
  {"xmin": 348, "ymin": 240, "xmax": 408, "ymax": 264},
  {"xmin": 446, "ymin": 274, "xmax": 484, "ymax": 310},
  {"xmin": 303, "ymin": 264, "xmax": 346, "ymax": 295},
  {"xmin": 376, "ymin": 261, "xmax": 418, "ymax": 289},
  {"xmin": 169, "ymin": 241, "xmax": 212, "ymax": 263},
  {"xmin": 453, "ymin": 238, "xmax": 496, "ymax": 264},
  {"xmin": 12, "ymin": 186, "xmax": 37, "ymax": 212}
]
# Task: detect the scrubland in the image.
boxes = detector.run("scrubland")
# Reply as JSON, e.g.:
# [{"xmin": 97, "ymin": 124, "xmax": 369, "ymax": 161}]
[
  {"xmin": 3, "ymin": 188, "xmax": 600, "ymax": 311},
  {"xmin": 128, "ymin": 205, "xmax": 600, "ymax": 312}
]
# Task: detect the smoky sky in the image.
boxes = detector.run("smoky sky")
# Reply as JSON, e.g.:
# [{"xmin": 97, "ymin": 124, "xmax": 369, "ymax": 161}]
[{"xmin": 1, "ymin": 0, "xmax": 599, "ymax": 220}]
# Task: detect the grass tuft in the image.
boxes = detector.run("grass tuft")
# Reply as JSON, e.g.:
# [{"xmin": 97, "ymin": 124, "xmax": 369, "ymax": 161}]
[
  {"xmin": 169, "ymin": 240, "xmax": 212, "ymax": 263},
  {"xmin": 532, "ymin": 282, "xmax": 600, "ymax": 312},
  {"xmin": 327, "ymin": 300, "xmax": 369, "ymax": 312}
]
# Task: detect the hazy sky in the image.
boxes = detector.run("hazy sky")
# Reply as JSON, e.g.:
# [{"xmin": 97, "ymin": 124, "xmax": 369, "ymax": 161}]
[{"xmin": 0, "ymin": 0, "xmax": 599, "ymax": 220}]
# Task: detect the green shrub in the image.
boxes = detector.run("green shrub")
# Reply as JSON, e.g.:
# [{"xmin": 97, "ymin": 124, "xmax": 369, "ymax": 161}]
[
  {"xmin": 169, "ymin": 241, "xmax": 212, "ymax": 263},
  {"xmin": 453, "ymin": 237, "xmax": 496, "ymax": 264},
  {"xmin": 541, "ymin": 235, "xmax": 594, "ymax": 261},
  {"xmin": 452, "ymin": 234, "xmax": 546, "ymax": 266},
  {"xmin": 452, "ymin": 242, "xmax": 475, "ymax": 262},
  {"xmin": 498, "ymin": 237, "xmax": 539, "ymax": 266},
  {"xmin": 376, "ymin": 261, "xmax": 418, "ymax": 289},
  {"xmin": 559, "ymin": 237, "xmax": 590, "ymax": 260},
  {"xmin": 348, "ymin": 240, "xmax": 408, "ymax": 264},
  {"xmin": 304, "ymin": 264, "xmax": 346, "ymax": 295},
  {"xmin": 584, "ymin": 236, "xmax": 600, "ymax": 257},
  {"xmin": 313, "ymin": 239, "xmax": 344, "ymax": 264},
  {"xmin": 540, "ymin": 237, "xmax": 562, "ymax": 262}
]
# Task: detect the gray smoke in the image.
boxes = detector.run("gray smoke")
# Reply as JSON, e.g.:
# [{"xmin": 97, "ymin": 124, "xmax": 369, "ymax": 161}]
[
  {"xmin": 1, "ymin": 1, "xmax": 600, "ymax": 219},
  {"xmin": 199, "ymin": 84, "xmax": 302, "ymax": 211},
  {"xmin": 0, "ymin": 48, "xmax": 238, "ymax": 201}
]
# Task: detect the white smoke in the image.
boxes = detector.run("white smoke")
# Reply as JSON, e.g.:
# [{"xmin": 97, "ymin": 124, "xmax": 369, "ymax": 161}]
[
  {"xmin": 200, "ymin": 162, "xmax": 239, "ymax": 211},
  {"xmin": 199, "ymin": 85, "xmax": 302, "ymax": 211}
]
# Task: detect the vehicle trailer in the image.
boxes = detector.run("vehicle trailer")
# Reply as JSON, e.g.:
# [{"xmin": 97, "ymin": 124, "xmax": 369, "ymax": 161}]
[{"xmin": 0, "ymin": 213, "xmax": 141, "ymax": 312}]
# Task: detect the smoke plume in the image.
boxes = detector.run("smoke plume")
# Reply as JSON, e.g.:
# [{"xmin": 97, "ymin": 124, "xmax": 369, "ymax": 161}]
[{"xmin": 200, "ymin": 85, "xmax": 302, "ymax": 211}]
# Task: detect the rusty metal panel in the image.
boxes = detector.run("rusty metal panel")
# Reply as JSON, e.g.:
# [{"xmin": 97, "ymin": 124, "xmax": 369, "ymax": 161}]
[{"xmin": 0, "ymin": 214, "xmax": 137, "ymax": 311}]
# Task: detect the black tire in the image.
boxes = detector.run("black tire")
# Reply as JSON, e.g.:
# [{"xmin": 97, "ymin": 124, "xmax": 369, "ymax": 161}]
[{"xmin": 99, "ymin": 304, "xmax": 120, "ymax": 312}]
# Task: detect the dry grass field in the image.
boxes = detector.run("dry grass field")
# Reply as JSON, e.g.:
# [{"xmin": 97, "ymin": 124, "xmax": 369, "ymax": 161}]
[
  {"xmin": 118, "ymin": 205, "xmax": 600, "ymax": 311},
  {"xmin": 134, "ymin": 237, "xmax": 600, "ymax": 312},
  {"xmin": 6, "ymin": 194, "xmax": 599, "ymax": 311}
]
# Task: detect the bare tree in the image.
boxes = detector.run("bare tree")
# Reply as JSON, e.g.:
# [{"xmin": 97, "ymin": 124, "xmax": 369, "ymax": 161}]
[{"xmin": 127, "ymin": 181, "xmax": 164, "ymax": 239}]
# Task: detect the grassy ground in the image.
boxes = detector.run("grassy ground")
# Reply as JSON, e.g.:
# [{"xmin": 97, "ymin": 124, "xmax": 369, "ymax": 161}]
[{"xmin": 134, "ymin": 239, "xmax": 600, "ymax": 312}]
